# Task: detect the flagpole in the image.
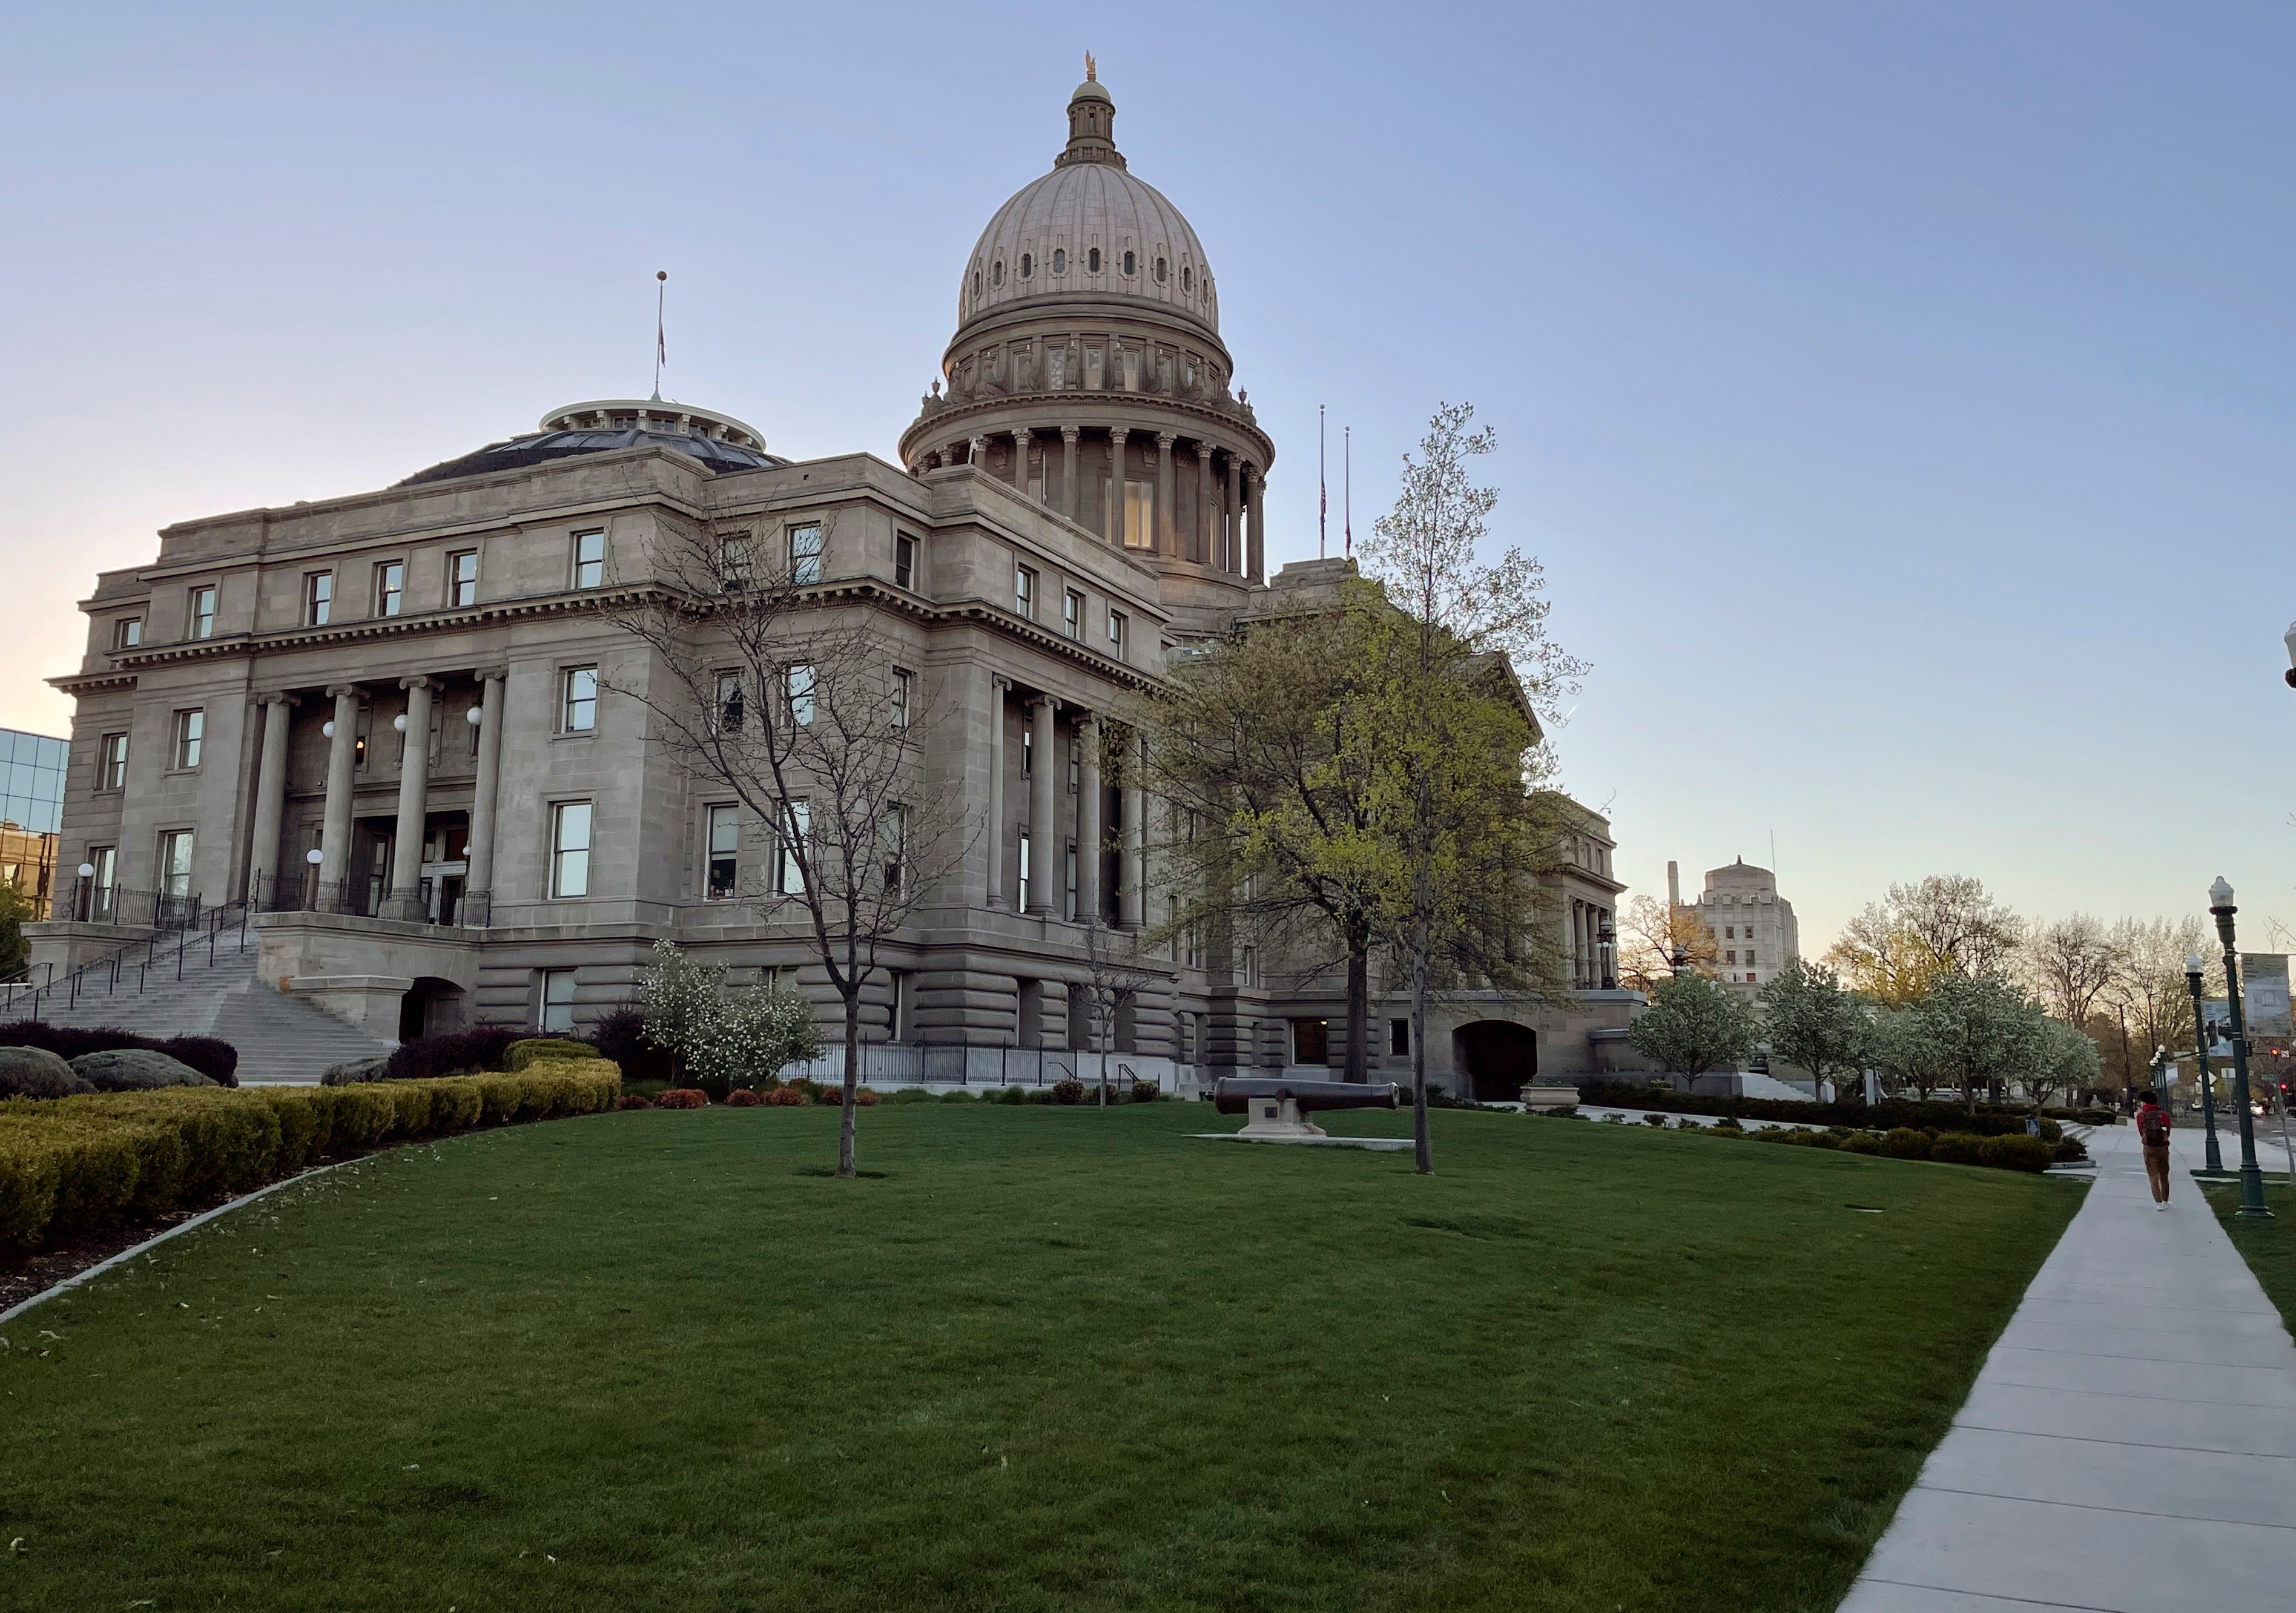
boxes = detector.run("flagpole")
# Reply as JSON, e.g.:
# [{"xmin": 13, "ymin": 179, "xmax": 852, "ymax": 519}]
[
  {"xmin": 1344, "ymin": 426, "xmax": 1351, "ymax": 558},
  {"xmin": 1318, "ymin": 405, "xmax": 1327, "ymax": 560},
  {"xmin": 653, "ymin": 270, "xmax": 668, "ymax": 400}
]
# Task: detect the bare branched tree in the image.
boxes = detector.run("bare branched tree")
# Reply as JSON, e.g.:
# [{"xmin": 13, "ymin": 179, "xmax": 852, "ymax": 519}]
[
  {"xmin": 598, "ymin": 515, "xmax": 967, "ymax": 1176},
  {"xmin": 1076, "ymin": 917, "xmax": 1158, "ymax": 1105}
]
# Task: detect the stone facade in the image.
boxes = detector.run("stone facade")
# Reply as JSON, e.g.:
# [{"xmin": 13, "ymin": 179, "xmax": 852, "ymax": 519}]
[
  {"xmin": 1692, "ymin": 857, "xmax": 1801, "ymax": 998},
  {"xmin": 27, "ymin": 70, "xmax": 1637, "ymax": 1093}
]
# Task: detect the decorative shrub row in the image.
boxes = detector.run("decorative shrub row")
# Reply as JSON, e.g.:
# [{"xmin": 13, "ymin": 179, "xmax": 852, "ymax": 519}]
[
  {"xmin": 1574, "ymin": 1079, "xmax": 2093, "ymax": 1138},
  {"xmin": 0, "ymin": 1021, "xmax": 238, "ymax": 1087},
  {"xmin": 1654, "ymin": 1117, "xmax": 2060, "ymax": 1173},
  {"xmin": 0, "ymin": 1059, "xmax": 619, "ymax": 1250}
]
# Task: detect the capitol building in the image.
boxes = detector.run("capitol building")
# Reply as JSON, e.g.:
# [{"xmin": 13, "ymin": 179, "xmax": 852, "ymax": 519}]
[{"xmin": 31, "ymin": 70, "xmax": 1632, "ymax": 1096}]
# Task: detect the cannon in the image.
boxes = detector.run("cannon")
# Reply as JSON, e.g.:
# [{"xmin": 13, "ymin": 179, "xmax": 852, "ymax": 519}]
[{"xmin": 1212, "ymin": 1076, "xmax": 1400, "ymax": 1141}]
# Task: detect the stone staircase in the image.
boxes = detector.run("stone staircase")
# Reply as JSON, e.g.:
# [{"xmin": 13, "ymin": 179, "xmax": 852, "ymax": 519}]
[{"xmin": 3, "ymin": 935, "xmax": 398, "ymax": 1086}]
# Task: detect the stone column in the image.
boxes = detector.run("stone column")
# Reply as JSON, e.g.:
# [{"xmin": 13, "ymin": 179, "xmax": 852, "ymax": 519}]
[
  {"xmin": 986, "ymin": 675, "xmax": 1008, "ymax": 905},
  {"xmin": 388, "ymin": 676, "xmax": 436, "ymax": 917},
  {"xmin": 464, "ymin": 669, "xmax": 506, "ymax": 923},
  {"xmin": 1075, "ymin": 713, "xmax": 1101, "ymax": 925},
  {"xmin": 1245, "ymin": 464, "xmax": 1265, "ymax": 584},
  {"xmin": 1155, "ymin": 432, "xmax": 1177, "ymax": 555},
  {"xmin": 1195, "ymin": 443, "xmax": 1216, "ymax": 564},
  {"xmin": 1011, "ymin": 427, "xmax": 1031, "ymax": 491},
  {"xmin": 1108, "ymin": 428, "xmax": 1130, "ymax": 543},
  {"xmin": 1060, "ymin": 427, "xmax": 1080, "ymax": 523},
  {"xmin": 969, "ymin": 434, "xmax": 989, "ymax": 469},
  {"xmin": 1025, "ymin": 694, "xmax": 1057, "ymax": 914},
  {"xmin": 1120, "ymin": 730, "xmax": 1144, "ymax": 929},
  {"xmin": 318, "ymin": 684, "xmax": 361, "ymax": 898},
  {"xmin": 1226, "ymin": 458, "xmax": 1244, "ymax": 573},
  {"xmin": 246, "ymin": 693, "xmax": 296, "ymax": 905}
]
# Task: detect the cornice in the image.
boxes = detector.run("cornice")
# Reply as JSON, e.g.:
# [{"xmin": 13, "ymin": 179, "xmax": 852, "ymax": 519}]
[{"xmin": 900, "ymin": 390, "xmax": 1275, "ymax": 468}]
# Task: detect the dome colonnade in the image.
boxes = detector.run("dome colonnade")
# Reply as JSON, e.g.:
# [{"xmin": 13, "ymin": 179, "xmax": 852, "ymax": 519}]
[{"xmin": 897, "ymin": 66, "xmax": 1273, "ymax": 614}]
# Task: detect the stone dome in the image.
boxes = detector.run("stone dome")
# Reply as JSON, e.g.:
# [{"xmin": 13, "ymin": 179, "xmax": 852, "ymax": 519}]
[
  {"xmin": 397, "ymin": 400, "xmax": 780, "ymax": 487},
  {"xmin": 955, "ymin": 73, "xmax": 1218, "ymax": 337}
]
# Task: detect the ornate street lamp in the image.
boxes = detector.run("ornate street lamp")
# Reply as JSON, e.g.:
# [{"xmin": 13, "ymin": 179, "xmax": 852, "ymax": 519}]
[
  {"xmin": 2186, "ymin": 953, "xmax": 2225, "ymax": 1174},
  {"xmin": 2208, "ymin": 877, "xmax": 2273, "ymax": 1217},
  {"xmin": 1598, "ymin": 917, "xmax": 1617, "ymax": 991}
]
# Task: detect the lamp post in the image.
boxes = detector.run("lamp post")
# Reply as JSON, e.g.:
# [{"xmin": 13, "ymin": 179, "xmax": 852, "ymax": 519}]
[
  {"xmin": 2185, "ymin": 954, "xmax": 2225, "ymax": 1174},
  {"xmin": 2208, "ymin": 877, "xmax": 2273, "ymax": 1217},
  {"xmin": 1598, "ymin": 917, "xmax": 1617, "ymax": 991}
]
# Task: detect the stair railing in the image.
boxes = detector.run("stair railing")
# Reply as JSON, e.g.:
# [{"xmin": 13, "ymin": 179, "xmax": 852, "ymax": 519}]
[{"xmin": 2, "ymin": 896, "xmax": 251, "ymax": 1026}]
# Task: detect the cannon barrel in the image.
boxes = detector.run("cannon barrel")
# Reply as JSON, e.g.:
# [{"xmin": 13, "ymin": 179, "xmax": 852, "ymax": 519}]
[{"xmin": 1211, "ymin": 1077, "xmax": 1402, "ymax": 1117}]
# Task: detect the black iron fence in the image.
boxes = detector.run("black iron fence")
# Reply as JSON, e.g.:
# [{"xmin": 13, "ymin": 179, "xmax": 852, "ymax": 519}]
[
  {"xmin": 247, "ymin": 873, "xmax": 486, "ymax": 928},
  {"xmin": 62, "ymin": 882, "xmax": 205, "ymax": 931}
]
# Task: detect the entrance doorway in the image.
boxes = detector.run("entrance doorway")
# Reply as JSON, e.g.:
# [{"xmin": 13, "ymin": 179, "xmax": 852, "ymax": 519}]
[{"xmin": 1454, "ymin": 1020, "xmax": 1537, "ymax": 1103}]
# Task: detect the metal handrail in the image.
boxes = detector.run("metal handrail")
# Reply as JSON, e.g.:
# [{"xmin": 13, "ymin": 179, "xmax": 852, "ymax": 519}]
[{"xmin": 1, "ymin": 897, "xmax": 251, "ymax": 1024}]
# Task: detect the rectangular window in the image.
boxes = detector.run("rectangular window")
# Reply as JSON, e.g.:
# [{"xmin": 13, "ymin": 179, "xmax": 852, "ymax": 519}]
[
  {"xmin": 373, "ymin": 561, "xmax": 404, "ymax": 618},
  {"xmin": 1107, "ymin": 609, "xmax": 1127, "ymax": 656},
  {"xmin": 882, "ymin": 803, "xmax": 906, "ymax": 894},
  {"xmin": 706, "ymin": 804, "xmax": 739, "ymax": 900},
  {"xmin": 787, "ymin": 663, "xmax": 816, "ymax": 726},
  {"xmin": 889, "ymin": 668, "xmax": 912, "ymax": 728},
  {"xmin": 157, "ymin": 829, "xmax": 194, "ymax": 899},
  {"xmin": 539, "ymin": 969, "xmax": 578, "ymax": 1033},
  {"xmin": 447, "ymin": 549, "xmax": 478, "ymax": 607},
  {"xmin": 562, "ymin": 666, "xmax": 598, "ymax": 733},
  {"xmin": 1021, "ymin": 727, "xmax": 1032, "ymax": 779},
  {"xmin": 890, "ymin": 970, "xmax": 911, "ymax": 1043},
  {"xmin": 1064, "ymin": 845, "xmax": 1078, "ymax": 921},
  {"xmin": 714, "ymin": 671, "xmax": 745, "ymax": 733},
  {"xmin": 98, "ymin": 733, "xmax": 128, "ymax": 791},
  {"xmin": 550, "ymin": 802, "xmax": 593, "ymax": 898},
  {"xmin": 572, "ymin": 530, "xmax": 605, "ymax": 589},
  {"xmin": 1390, "ymin": 1018, "xmax": 1411, "ymax": 1058},
  {"xmin": 1122, "ymin": 481, "xmax": 1155, "ymax": 550},
  {"xmin": 1014, "ymin": 564, "xmax": 1036, "ymax": 619},
  {"xmin": 1726, "ymin": 949, "xmax": 1737, "ymax": 965},
  {"xmin": 1017, "ymin": 831, "xmax": 1032, "ymax": 910},
  {"xmin": 114, "ymin": 617, "xmax": 143, "ymax": 650},
  {"xmin": 1746, "ymin": 951, "xmax": 1757, "ymax": 968},
  {"xmin": 1067, "ymin": 737, "xmax": 1081, "ymax": 793},
  {"xmin": 1063, "ymin": 588, "xmax": 1083, "ymax": 639},
  {"xmin": 788, "ymin": 522, "xmax": 823, "ymax": 585},
  {"xmin": 90, "ymin": 845, "xmax": 117, "ymax": 896},
  {"xmin": 171, "ymin": 708, "xmax": 204, "ymax": 770},
  {"xmin": 894, "ymin": 533, "xmax": 917, "ymax": 591},
  {"xmin": 187, "ymin": 585, "xmax": 217, "ymax": 641},
  {"xmin": 305, "ymin": 572, "xmax": 332, "ymax": 626},
  {"xmin": 777, "ymin": 800, "xmax": 810, "ymax": 894},
  {"xmin": 1724, "ymin": 926, "xmax": 1734, "ymax": 940},
  {"xmin": 718, "ymin": 533, "xmax": 753, "ymax": 589}
]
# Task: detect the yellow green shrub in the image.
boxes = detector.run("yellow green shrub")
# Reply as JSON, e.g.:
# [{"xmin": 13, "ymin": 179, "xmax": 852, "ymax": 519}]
[
  {"xmin": 506, "ymin": 1039, "xmax": 601, "ymax": 1073},
  {"xmin": 0, "ymin": 1062, "xmax": 619, "ymax": 1250}
]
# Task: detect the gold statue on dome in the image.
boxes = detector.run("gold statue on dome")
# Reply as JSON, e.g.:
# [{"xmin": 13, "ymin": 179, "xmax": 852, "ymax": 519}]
[{"xmin": 1085, "ymin": 51, "xmax": 1097, "ymax": 81}]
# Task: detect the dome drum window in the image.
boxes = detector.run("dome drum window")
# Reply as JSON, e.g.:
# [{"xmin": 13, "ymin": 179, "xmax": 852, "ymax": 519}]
[
  {"xmin": 1122, "ymin": 249, "xmax": 1135, "ymax": 275},
  {"xmin": 1182, "ymin": 265, "xmax": 1193, "ymax": 293},
  {"xmin": 1052, "ymin": 247, "xmax": 1067, "ymax": 274},
  {"xmin": 1021, "ymin": 252, "xmax": 1034, "ymax": 279},
  {"xmin": 1154, "ymin": 256, "xmax": 1167, "ymax": 284},
  {"xmin": 993, "ymin": 260, "xmax": 1005, "ymax": 286},
  {"xmin": 1087, "ymin": 246, "xmax": 1101, "ymax": 273}
]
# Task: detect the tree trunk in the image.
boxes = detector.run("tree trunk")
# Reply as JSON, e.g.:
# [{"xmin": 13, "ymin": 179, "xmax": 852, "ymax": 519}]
[
  {"xmin": 1345, "ymin": 937, "xmax": 1370, "ymax": 1083},
  {"xmin": 837, "ymin": 989, "xmax": 860, "ymax": 1178}
]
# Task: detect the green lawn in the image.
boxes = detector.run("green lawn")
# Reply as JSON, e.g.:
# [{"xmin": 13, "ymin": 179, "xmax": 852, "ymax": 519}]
[
  {"xmin": 2205, "ymin": 1178, "xmax": 2296, "ymax": 1328},
  {"xmin": 2, "ymin": 1102, "xmax": 2080, "ymax": 1612}
]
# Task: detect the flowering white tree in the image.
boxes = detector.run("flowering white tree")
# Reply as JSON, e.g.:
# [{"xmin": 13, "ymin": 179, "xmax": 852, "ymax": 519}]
[{"xmin": 639, "ymin": 940, "xmax": 822, "ymax": 1100}]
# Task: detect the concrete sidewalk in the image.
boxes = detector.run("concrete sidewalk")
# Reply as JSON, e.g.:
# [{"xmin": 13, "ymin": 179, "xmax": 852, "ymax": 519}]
[{"xmin": 1838, "ymin": 1120, "xmax": 2296, "ymax": 1612}]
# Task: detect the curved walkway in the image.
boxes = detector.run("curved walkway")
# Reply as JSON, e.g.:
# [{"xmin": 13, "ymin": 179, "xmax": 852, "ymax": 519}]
[{"xmin": 1839, "ymin": 1122, "xmax": 2296, "ymax": 1612}]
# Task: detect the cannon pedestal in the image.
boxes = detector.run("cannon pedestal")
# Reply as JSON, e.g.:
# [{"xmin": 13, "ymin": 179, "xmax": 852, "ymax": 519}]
[
  {"xmin": 1238, "ymin": 1094, "xmax": 1326, "ymax": 1140},
  {"xmin": 1196, "ymin": 1077, "xmax": 1413, "ymax": 1151}
]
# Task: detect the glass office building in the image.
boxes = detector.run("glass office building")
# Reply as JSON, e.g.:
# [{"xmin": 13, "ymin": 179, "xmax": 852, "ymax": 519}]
[{"xmin": 0, "ymin": 727, "xmax": 67, "ymax": 920}]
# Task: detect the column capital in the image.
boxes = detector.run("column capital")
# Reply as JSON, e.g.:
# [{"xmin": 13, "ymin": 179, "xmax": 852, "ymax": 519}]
[
  {"xmin": 1011, "ymin": 425, "xmax": 1032, "ymax": 443},
  {"xmin": 1109, "ymin": 424, "xmax": 1129, "ymax": 443},
  {"xmin": 1155, "ymin": 430, "xmax": 1178, "ymax": 450},
  {"xmin": 400, "ymin": 674, "xmax": 441, "ymax": 693},
  {"xmin": 1025, "ymin": 691, "xmax": 1058, "ymax": 714},
  {"xmin": 325, "ymin": 683, "xmax": 362, "ymax": 701},
  {"xmin": 1060, "ymin": 424, "xmax": 1081, "ymax": 444},
  {"xmin": 1193, "ymin": 440, "xmax": 1215, "ymax": 463},
  {"xmin": 1076, "ymin": 711, "xmax": 1101, "ymax": 739},
  {"xmin": 969, "ymin": 434, "xmax": 989, "ymax": 457},
  {"xmin": 474, "ymin": 666, "xmax": 509, "ymax": 683},
  {"xmin": 257, "ymin": 691, "xmax": 300, "ymax": 708}
]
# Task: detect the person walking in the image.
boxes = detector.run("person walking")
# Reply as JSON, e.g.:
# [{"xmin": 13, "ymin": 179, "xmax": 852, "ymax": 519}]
[{"xmin": 2136, "ymin": 1088, "xmax": 2174, "ymax": 1210}]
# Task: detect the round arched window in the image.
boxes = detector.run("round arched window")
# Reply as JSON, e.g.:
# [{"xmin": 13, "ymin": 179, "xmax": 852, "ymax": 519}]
[
  {"xmin": 992, "ymin": 260, "xmax": 1004, "ymax": 286},
  {"xmin": 1087, "ymin": 246, "xmax": 1101, "ymax": 274},
  {"xmin": 1154, "ymin": 256, "xmax": 1167, "ymax": 284},
  {"xmin": 1182, "ymin": 265, "xmax": 1193, "ymax": 293},
  {"xmin": 972, "ymin": 270, "xmax": 981, "ymax": 297},
  {"xmin": 1052, "ymin": 248, "xmax": 1067, "ymax": 274},
  {"xmin": 1122, "ymin": 249, "xmax": 1136, "ymax": 276},
  {"xmin": 1020, "ymin": 252, "xmax": 1034, "ymax": 279}
]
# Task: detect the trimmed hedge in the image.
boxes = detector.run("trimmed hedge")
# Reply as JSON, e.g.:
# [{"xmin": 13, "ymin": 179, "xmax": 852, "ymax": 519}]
[
  {"xmin": 0, "ymin": 1058, "xmax": 618, "ymax": 1251},
  {"xmin": 505, "ymin": 1038, "xmax": 603, "ymax": 1073},
  {"xmin": 1576, "ymin": 1080, "xmax": 2078, "ymax": 1140},
  {"xmin": 0, "ymin": 1021, "xmax": 238, "ymax": 1087}
]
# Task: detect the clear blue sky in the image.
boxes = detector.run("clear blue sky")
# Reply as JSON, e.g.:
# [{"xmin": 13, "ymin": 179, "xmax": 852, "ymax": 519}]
[{"xmin": 4, "ymin": 2, "xmax": 2292, "ymax": 952}]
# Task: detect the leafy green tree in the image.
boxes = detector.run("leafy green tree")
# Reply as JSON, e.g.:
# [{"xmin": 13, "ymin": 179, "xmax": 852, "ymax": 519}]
[
  {"xmin": 1825, "ymin": 874, "xmax": 2023, "ymax": 1008},
  {"xmin": 1897, "ymin": 971, "xmax": 2049, "ymax": 1112},
  {"xmin": 1628, "ymin": 974, "xmax": 1757, "ymax": 1087},
  {"xmin": 0, "ymin": 882, "xmax": 35, "ymax": 981},
  {"xmin": 1758, "ymin": 958, "xmax": 1874, "ymax": 1101}
]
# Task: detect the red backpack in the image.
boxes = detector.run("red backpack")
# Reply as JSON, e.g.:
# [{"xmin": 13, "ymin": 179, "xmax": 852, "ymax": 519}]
[{"xmin": 2138, "ymin": 1107, "xmax": 2169, "ymax": 1146}]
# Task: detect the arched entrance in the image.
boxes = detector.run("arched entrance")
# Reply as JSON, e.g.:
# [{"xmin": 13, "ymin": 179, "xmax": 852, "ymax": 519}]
[
  {"xmin": 399, "ymin": 976, "xmax": 469, "ymax": 1042},
  {"xmin": 1454, "ymin": 1020, "xmax": 1537, "ymax": 1103}
]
